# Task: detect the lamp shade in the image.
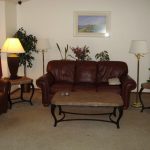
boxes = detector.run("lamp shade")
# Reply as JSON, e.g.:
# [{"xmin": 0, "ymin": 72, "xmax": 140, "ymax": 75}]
[
  {"xmin": 129, "ymin": 40, "xmax": 149, "ymax": 54},
  {"xmin": 1, "ymin": 38, "xmax": 25, "ymax": 53},
  {"xmin": 37, "ymin": 38, "xmax": 49, "ymax": 51}
]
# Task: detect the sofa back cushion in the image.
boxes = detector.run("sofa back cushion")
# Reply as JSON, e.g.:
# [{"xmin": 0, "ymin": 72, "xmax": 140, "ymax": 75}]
[
  {"xmin": 97, "ymin": 61, "xmax": 128, "ymax": 83},
  {"xmin": 75, "ymin": 61, "xmax": 97, "ymax": 84},
  {"xmin": 47, "ymin": 60, "xmax": 75, "ymax": 83}
]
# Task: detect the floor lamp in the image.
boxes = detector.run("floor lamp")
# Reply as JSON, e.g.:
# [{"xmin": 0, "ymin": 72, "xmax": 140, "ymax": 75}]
[
  {"xmin": 1, "ymin": 38, "xmax": 25, "ymax": 80},
  {"xmin": 37, "ymin": 38, "xmax": 49, "ymax": 75},
  {"xmin": 129, "ymin": 40, "xmax": 149, "ymax": 107}
]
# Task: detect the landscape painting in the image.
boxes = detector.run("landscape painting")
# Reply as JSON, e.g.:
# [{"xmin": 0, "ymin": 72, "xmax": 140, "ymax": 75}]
[{"xmin": 74, "ymin": 11, "xmax": 110, "ymax": 37}]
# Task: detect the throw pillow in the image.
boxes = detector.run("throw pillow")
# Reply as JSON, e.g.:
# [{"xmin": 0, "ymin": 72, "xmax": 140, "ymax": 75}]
[{"xmin": 108, "ymin": 78, "xmax": 121, "ymax": 85}]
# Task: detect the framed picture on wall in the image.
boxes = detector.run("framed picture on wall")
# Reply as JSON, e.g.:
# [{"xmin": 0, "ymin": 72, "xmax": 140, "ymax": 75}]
[{"xmin": 74, "ymin": 11, "xmax": 111, "ymax": 37}]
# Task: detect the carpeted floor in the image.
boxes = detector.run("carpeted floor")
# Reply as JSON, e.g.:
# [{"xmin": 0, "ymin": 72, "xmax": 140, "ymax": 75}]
[{"xmin": 0, "ymin": 90, "xmax": 150, "ymax": 150}]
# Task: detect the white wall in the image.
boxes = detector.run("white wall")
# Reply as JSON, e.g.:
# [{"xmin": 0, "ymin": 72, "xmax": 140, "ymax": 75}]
[
  {"xmin": 0, "ymin": 1, "xmax": 6, "ymax": 45},
  {"xmin": 0, "ymin": 1, "xmax": 18, "ymax": 91},
  {"xmin": 16, "ymin": 0, "xmax": 150, "ymax": 90},
  {"xmin": 0, "ymin": 1, "xmax": 17, "ymax": 78},
  {"xmin": 0, "ymin": 1, "xmax": 8, "ymax": 78},
  {"xmin": 5, "ymin": 0, "xmax": 17, "ymax": 37}
]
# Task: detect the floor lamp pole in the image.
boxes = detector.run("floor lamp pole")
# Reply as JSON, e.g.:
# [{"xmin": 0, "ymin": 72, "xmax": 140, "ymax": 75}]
[
  {"xmin": 42, "ymin": 50, "xmax": 45, "ymax": 75},
  {"xmin": 132, "ymin": 54, "xmax": 142, "ymax": 108}
]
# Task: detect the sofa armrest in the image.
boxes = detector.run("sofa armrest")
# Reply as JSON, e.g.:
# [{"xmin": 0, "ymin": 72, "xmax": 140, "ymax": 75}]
[
  {"xmin": 120, "ymin": 75, "xmax": 136, "ymax": 109},
  {"xmin": 36, "ymin": 73, "xmax": 55, "ymax": 106},
  {"xmin": 0, "ymin": 79, "xmax": 10, "ymax": 93},
  {"xmin": 0, "ymin": 79, "xmax": 10, "ymax": 114}
]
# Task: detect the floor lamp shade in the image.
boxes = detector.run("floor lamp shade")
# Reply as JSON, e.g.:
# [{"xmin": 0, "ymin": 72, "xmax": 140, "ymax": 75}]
[
  {"xmin": 37, "ymin": 38, "xmax": 49, "ymax": 51},
  {"xmin": 1, "ymin": 38, "xmax": 25, "ymax": 80},
  {"xmin": 129, "ymin": 40, "xmax": 149, "ymax": 107},
  {"xmin": 129, "ymin": 40, "xmax": 149, "ymax": 55},
  {"xmin": 37, "ymin": 38, "xmax": 50, "ymax": 75}
]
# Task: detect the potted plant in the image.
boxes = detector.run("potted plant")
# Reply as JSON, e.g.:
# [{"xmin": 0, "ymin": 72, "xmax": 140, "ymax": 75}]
[
  {"xmin": 95, "ymin": 50, "xmax": 110, "ymax": 61},
  {"xmin": 14, "ymin": 27, "xmax": 38, "ymax": 76},
  {"xmin": 13, "ymin": 27, "xmax": 38, "ymax": 91}
]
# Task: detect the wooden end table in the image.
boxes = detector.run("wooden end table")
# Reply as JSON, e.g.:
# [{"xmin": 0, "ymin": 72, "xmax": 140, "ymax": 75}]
[
  {"xmin": 5, "ymin": 77, "xmax": 35, "ymax": 108},
  {"xmin": 139, "ymin": 82, "xmax": 150, "ymax": 112}
]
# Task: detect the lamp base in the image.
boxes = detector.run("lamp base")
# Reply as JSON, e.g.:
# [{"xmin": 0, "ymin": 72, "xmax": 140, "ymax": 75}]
[
  {"xmin": 132, "ymin": 101, "xmax": 142, "ymax": 108},
  {"xmin": 7, "ymin": 55, "xmax": 20, "ymax": 80},
  {"xmin": 9, "ymin": 76, "xmax": 21, "ymax": 80}
]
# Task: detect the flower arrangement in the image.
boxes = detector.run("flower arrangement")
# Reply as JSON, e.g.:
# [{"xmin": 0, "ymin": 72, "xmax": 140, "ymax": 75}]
[
  {"xmin": 56, "ymin": 43, "xmax": 110, "ymax": 62},
  {"xmin": 70, "ymin": 45, "xmax": 91, "ymax": 61}
]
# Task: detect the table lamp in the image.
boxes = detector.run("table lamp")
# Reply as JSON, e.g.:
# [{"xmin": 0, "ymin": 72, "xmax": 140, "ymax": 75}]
[
  {"xmin": 129, "ymin": 40, "xmax": 149, "ymax": 107},
  {"xmin": 1, "ymin": 38, "xmax": 25, "ymax": 80},
  {"xmin": 37, "ymin": 38, "xmax": 49, "ymax": 75}
]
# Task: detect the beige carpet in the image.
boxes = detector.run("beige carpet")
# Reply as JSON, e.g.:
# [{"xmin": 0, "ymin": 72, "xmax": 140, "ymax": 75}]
[{"xmin": 0, "ymin": 90, "xmax": 150, "ymax": 150}]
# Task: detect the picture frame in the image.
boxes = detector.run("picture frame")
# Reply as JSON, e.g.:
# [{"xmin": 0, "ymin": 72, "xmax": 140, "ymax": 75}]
[{"xmin": 74, "ymin": 11, "xmax": 111, "ymax": 37}]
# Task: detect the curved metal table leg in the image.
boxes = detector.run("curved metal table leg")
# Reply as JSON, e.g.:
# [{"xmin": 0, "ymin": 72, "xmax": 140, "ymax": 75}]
[
  {"xmin": 109, "ymin": 106, "xmax": 123, "ymax": 128},
  {"xmin": 29, "ymin": 83, "xmax": 34, "ymax": 105},
  {"xmin": 58, "ymin": 105, "xmax": 62, "ymax": 115},
  {"xmin": 8, "ymin": 88, "xmax": 12, "ymax": 109},
  {"xmin": 112, "ymin": 107, "xmax": 117, "ymax": 117},
  {"xmin": 116, "ymin": 106, "xmax": 123, "ymax": 129},
  {"xmin": 20, "ymin": 83, "xmax": 34, "ymax": 105},
  {"xmin": 51, "ymin": 104, "xmax": 57, "ymax": 127}
]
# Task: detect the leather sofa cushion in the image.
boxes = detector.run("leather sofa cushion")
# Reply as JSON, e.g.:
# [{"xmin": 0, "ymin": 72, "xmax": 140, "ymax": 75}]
[
  {"xmin": 97, "ymin": 61, "xmax": 128, "ymax": 83},
  {"xmin": 51, "ymin": 82, "xmax": 73, "ymax": 93},
  {"xmin": 97, "ymin": 83, "xmax": 121, "ymax": 94},
  {"xmin": 47, "ymin": 60, "xmax": 75, "ymax": 83},
  {"xmin": 75, "ymin": 61, "xmax": 97, "ymax": 84},
  {"xmin": 73, "ymin": 83, "xmax": 97, "ymax": 91}
]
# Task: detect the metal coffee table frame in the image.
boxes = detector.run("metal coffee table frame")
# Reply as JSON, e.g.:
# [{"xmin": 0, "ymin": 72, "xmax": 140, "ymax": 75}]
[
  {"xmin": 51, "ymin": 91, "xmax": 123, "ymax": 128},
  {"xmin": 51, "ymin": 103, "xmax": 123, "ymax": 129}
]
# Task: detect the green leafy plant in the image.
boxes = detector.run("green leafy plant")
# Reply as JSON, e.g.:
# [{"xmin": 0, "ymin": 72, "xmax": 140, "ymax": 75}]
[
  {"xmin": 70, "ymin": 45, "xmax": 91, "ymax": 61},
  {"xmin": 95, "ymin": 50, "xmax": 110, "ymax": 61},
  {"xmin": 13, "ymin": 27, "xmax": 38, "ymax": 76},
  {"xmin": 56, "ymin": 43, "xmax": 69, "ymax": 60}
]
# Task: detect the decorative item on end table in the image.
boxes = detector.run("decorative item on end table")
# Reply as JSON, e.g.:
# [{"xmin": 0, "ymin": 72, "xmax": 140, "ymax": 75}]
[
  {"xmin": 1, "ymin": 38, "xmax": 25, "ymax": 80},
  {"xmin": 129, "ymin": 40, "xmax": 149, "ymax": 108}
]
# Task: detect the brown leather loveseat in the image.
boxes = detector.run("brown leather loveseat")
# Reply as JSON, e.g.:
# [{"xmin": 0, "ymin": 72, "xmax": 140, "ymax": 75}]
[{"xmin": 36, "ymin": 60, "xmax": 136, "ymax": 109}]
